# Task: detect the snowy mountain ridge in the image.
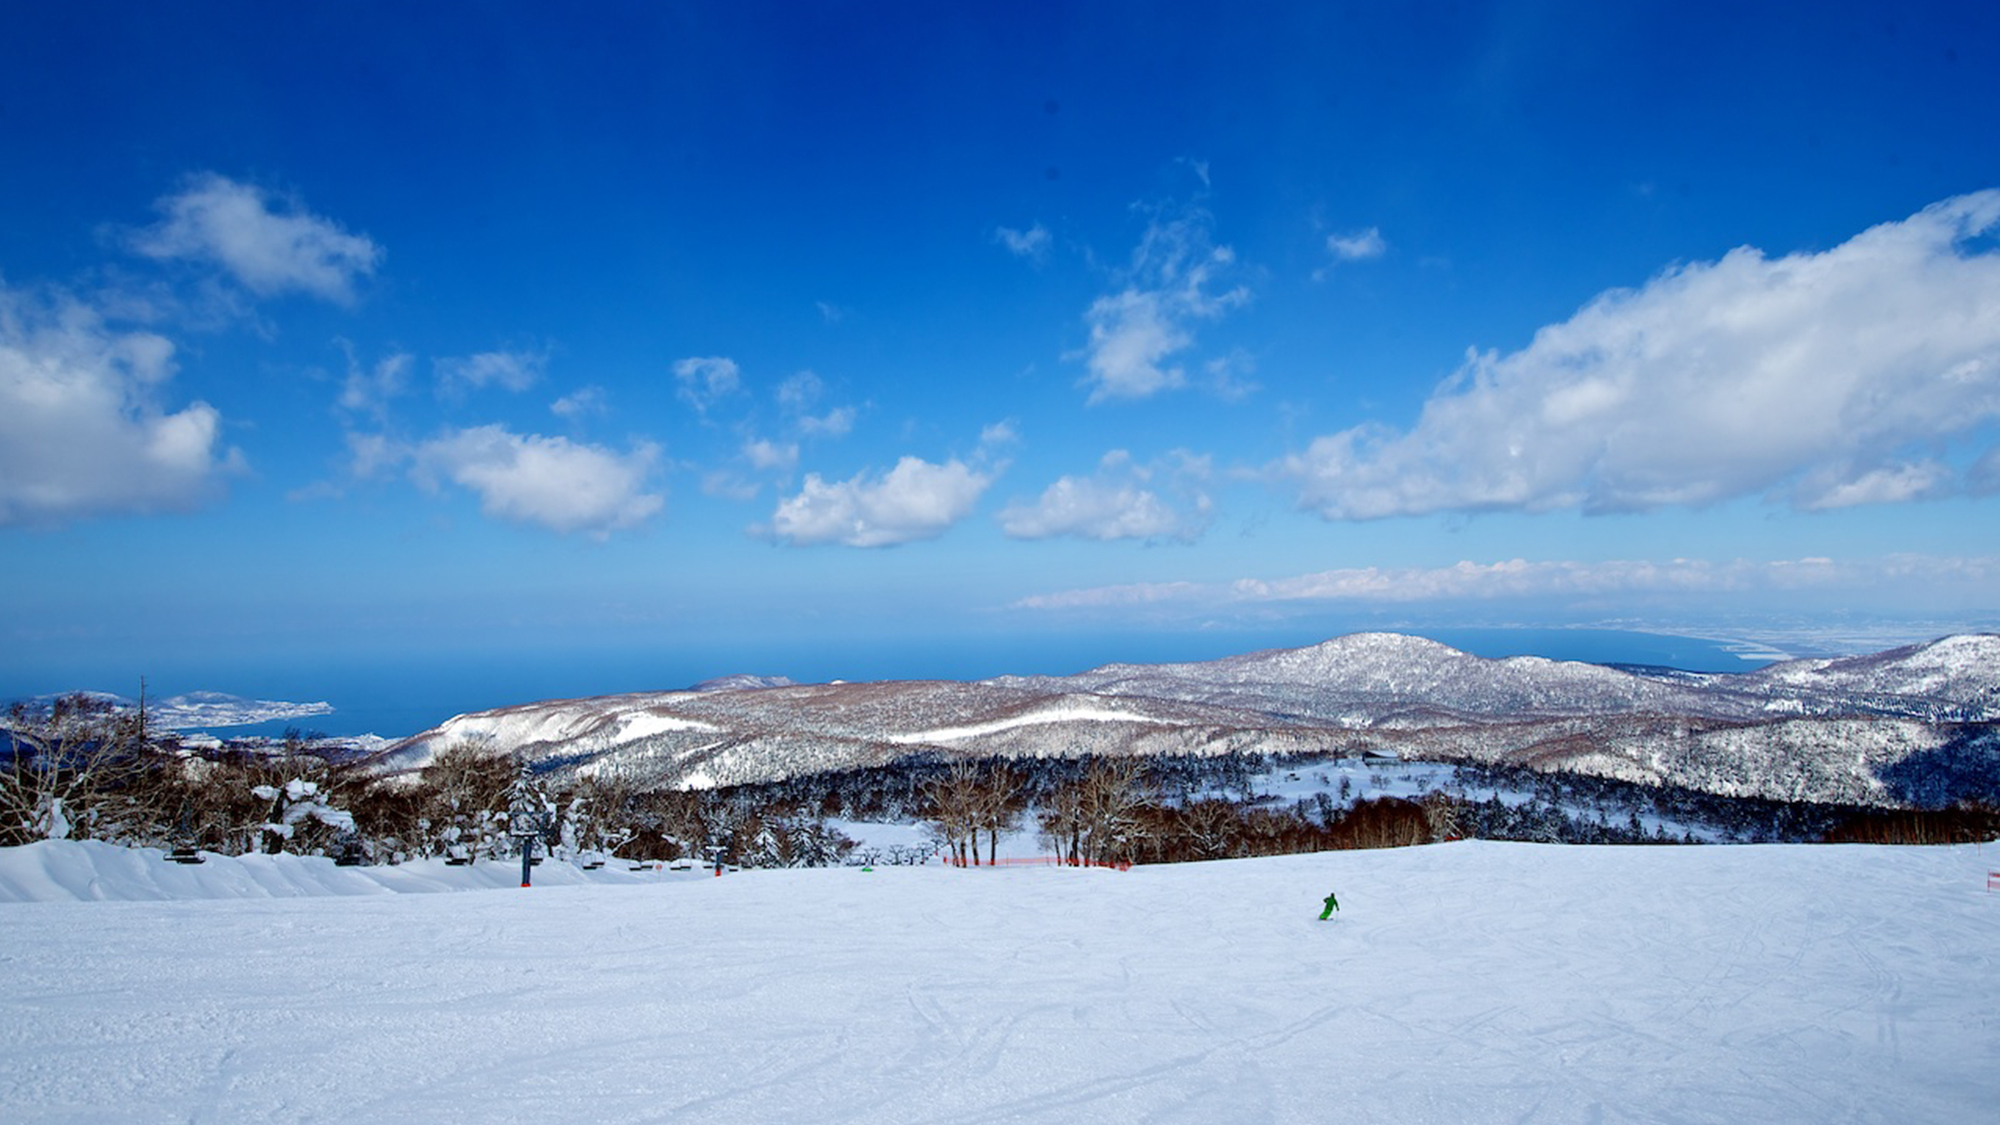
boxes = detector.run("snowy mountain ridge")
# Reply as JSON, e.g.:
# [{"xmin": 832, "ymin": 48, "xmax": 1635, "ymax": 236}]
[
  {"xmin": 992, "ymin": 630, "xmax": 2000, "ymax": 724},
  {"xmin": 363, "ymin": 632, "xmax": 2000, "ymax": 810}
]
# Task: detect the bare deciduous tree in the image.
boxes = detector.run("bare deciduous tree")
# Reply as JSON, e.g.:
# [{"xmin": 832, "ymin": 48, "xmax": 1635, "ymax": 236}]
[
  {"xmin": 921, "ymin": 762, "xmax": 985, "ymax": 865},
  {"xmin": 971, "ymin": 764, "xmax": 1026, "ymax": 866},
  {"xmin": 1039, "ymin": 756, "xmax": 1149, "ymax": 866},
  {"xmin": 1, "ymin": 694, "xmax": 156, "ymax": 846}
]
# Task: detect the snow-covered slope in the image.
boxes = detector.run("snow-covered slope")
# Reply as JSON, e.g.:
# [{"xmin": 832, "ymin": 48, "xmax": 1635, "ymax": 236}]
[
  {"xmin": 367, "ymin": 679, "xmax": 1290, "ymax": 789},
  {"xmin": 994, "ymin": 632, "xmax": 1751, "ymax": 723},
  {"xmin": 1734, "ymin": 633, "xmax": 2000, "ymax": 718},
  {"xmin": 2, "ymin": 839, "xmax": 1993, "ymax": 1123},
  {"xmin": 362, "ymin": 633, "xmax": 2000, "ymax": 808},
  {"xmin": 997, "ymin": 631, "xmax": 2000, "ymax": 724}
]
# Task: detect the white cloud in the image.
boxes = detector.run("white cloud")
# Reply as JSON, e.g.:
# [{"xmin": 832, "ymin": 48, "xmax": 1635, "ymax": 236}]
[
  {"xmin": 1795, "ymin": 460, "xmax": 1952, "ymax": 510},
  {"xmin": 1325, "ymin": 227, "xmax": 1387, "ymax": 262},
  {"xmin": 0, "ymin": 284, "xmax": 236, "ymax": 525},
  {"xmin": 776, "ymin": 370, "xmax": 824, "ymax": 413},
  {"xmin": 1013, "ymin": 581, "xmax": 1208, "ymax": 611},
  {"xmin": 799, "ymin": 405, "xmax": 856, "ymax": 438},
  {"xmin": 768, "ymin": 456, "xmax": 994, "ymax": 547},
  {"xmin": 673, "ymin": 356, "xmax": 741, "ymax": 415},
  {"xmin": 994, "ymin": 223, "xmax": 1052, "ymax": 263},
  {"xmin": 550, "ymin": 385, "xmax": 608, "ymax": 420},
  {"xmin": 128, "ymin": 173, "xmax": 381, "ymax": 304},
  {"xmin": 1203, "ymin": 350, "xmax": 1258, "ymax": 401},
  {"xmin": 777, "ymin": 371, "xmax": 857, "ymax": 437},
  {"xmin": 1226, "ymin": 558, "xmax": 1845, "ymax": 603},
  {"xmin": 344, "ymin": 431, "xmax": 407, "ymax": 481},
  {"xmin": 998, "ymin": 450, "xmax": 1211, "ymax": 542},
  {"xmin": 335, "ymin": 344, "xmax": 412, "ymax": 423},
  {"xmin": 436, "ymin": 348, "xmax": 546, "ymax": 395},
  {"xmin": 743, "ymin": 438, "xmax": 798, "ymax": 472},
  {"xmin": 1015, "ymin": 554, "xmax": 1997, "ymax": 612},
  {"xmin": 1079, "ymin": 207, "xmax": 1249, "ymax": 403},
  {"xmin": 980, "ymin": 420, "xmax": 1021, "ymax": 448},
  {"xmin": 1277, "ymin": 191, "xmax": 2000, "ymax": 518},
  {"xmin": 414, "ymin": 425, "xmax": 662, "ymax": 536}
]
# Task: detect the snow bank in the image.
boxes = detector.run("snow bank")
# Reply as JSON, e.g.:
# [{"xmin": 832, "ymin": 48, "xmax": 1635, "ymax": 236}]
[{"xmin": 0, "ymin": 840, "xmax": 685, "ymax": 903}]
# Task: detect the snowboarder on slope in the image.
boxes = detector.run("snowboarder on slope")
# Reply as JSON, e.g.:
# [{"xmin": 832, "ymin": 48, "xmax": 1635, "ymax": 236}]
[{"xmin": 1319, "ymin": 890, "xmax": 1340, "ymax": 920}]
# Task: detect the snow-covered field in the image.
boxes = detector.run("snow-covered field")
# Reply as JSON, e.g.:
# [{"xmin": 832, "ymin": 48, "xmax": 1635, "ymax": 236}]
[{"xmin": 3, "ymin": 840, "xmax": 1995, "ymax": 1124}]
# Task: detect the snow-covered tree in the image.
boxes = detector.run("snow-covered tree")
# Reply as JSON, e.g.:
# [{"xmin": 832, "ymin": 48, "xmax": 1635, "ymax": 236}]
[
  {"xmin": 503, "ymin": 762, "xmax": 557, "ymax": 857},
  {"xmin": 416, "ymin": 740, "xmax": 514, "ymax": 860},
  {"xmin": 255, "ymin": 777, "xmax": 356, "ymax": 855}
]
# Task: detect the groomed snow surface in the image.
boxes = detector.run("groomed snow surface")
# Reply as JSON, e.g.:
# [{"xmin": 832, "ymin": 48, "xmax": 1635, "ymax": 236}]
[{"xmin": 3, "ymin": 841, "xmax": 1996, "ymax": 1124}]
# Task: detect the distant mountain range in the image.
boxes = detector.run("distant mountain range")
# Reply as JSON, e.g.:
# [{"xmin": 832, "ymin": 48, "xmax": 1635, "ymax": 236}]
[
  {"xmin": 994, "ymin": 632, "xmax": 2000, "ymax": 725},
  {"xmin": 366, "ymin": 632, "xmax": 2000, "ymax": 810},
  {"xmin": 17, "ymin": 690, "xmax": 335, "ymax": 731}
]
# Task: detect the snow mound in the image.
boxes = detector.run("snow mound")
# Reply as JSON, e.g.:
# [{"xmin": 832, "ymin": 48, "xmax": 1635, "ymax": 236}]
[{"xmin": 0, "ymin": 839, "xmax": 677, "ymax": 903}]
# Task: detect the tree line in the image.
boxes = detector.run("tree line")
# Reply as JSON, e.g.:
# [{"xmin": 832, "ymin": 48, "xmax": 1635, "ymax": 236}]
[{"xmin": 8, "ymin": 695, "xmax": 1994, "ymax": 864}]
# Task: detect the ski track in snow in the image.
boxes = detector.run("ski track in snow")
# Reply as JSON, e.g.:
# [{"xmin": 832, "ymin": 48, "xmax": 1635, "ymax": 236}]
[{"xmin": 1, "ymin": 841, "xmax": 1996, "ymax": 1124}]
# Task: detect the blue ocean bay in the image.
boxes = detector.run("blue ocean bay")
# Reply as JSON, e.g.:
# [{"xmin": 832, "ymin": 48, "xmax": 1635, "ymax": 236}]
[{"xmin": 59, "ymin": 626, "xmax": 1770, "ymax": 741}]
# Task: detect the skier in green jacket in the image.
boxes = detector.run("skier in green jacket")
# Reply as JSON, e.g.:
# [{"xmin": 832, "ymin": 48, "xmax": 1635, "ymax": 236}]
[{"xmin": 1319, "ymin": 890, "xmax": 1340, "ymax": 920}]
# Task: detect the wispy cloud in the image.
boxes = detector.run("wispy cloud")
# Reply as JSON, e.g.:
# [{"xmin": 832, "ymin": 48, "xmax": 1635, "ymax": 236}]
[
  {"xmin": 414, "ymin": 425, "xmax": 663, "ymax": 536},
  {"xmin": 798, "ymin": 405, "xmax": 856, "ymax": 438},
  {"xmin": 999, "ymin": 450, "xmax": 1212, "ymax": 542},
  {"xmin": 343, "ymin": 430, "xmax": 406, "ymax": 482},
  {"xmin": 778, "ymin": 370, "xmax": 857, "ymax": 437},
  {"xmin": 743, "ymin": 437, "xmax": 799, "ymax": 472},
  {"xmin": 127, "ymin": 173, "xmax": 381, "ymax": 304},
  {"xmin": 994, "ymin": 223, "xmax": 1052, "ymax": 264},
  {"xmin": 1275, "ymin": 191, "xmax": 2000, "ymax": 518},
  {"xmin": 1077, "ymin": 204, "xmax": 1249, "ymax": 403},
  {"xmin": 672, "ymin": 355, "xmax": 741, "ymax": 416},
  {"xmin": 550, "ymin": 385, "xmax": 607, "ymax": 421},
  {"xmin": 0, "ymin": 283, "xmax": 236, "ymax": 525},
  {"xmin": 436, "ymin": 348, "xmax": 547, "ymax": 395},
  {"xmin": 1014, "ymin": 554, "xmax": 2000, "ymax": 611},
  {"xmin": 334, "ymin": 342, "xmax": 412, "ymax": 424},
  {"xmin": 1325, "ymin": 226, "xmax": 1387, "ymax": 262}
]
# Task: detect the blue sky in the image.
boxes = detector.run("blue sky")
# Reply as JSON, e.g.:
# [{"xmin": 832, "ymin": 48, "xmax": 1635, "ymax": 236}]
[{"xmin": 5, "ymin": 1, "xmax": 2000, "ymax": 707}]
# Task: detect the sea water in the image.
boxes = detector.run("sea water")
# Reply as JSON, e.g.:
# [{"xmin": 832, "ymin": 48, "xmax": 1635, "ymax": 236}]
[{"xmin": 7, "ymin": 626, "xmax": 1770, "ymax": 742}]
